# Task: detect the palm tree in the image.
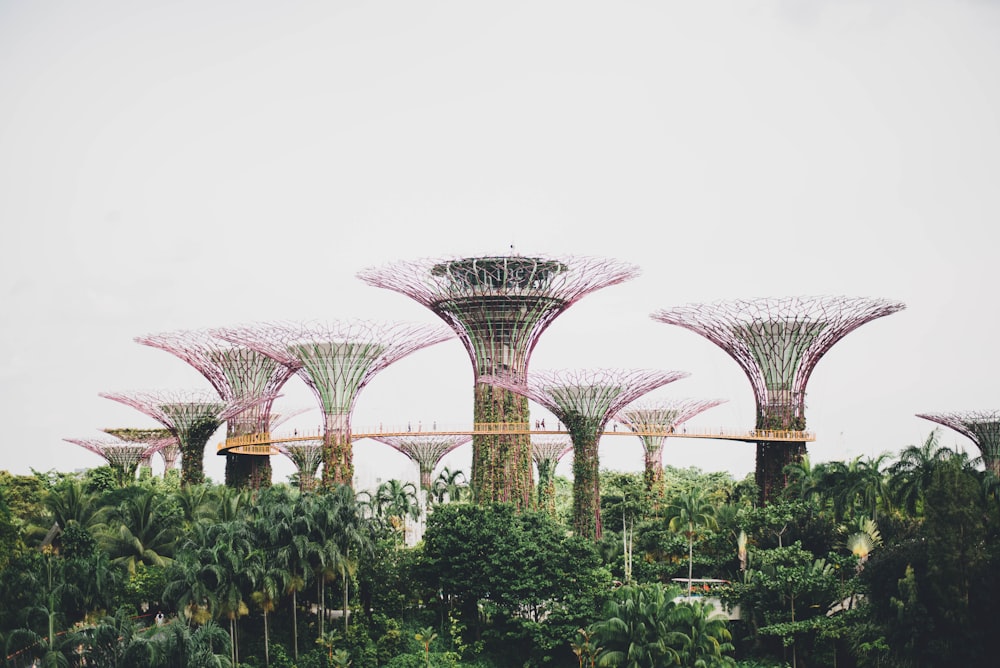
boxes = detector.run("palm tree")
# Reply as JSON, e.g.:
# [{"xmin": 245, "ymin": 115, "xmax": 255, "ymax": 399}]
[
  {"xmin": 247, "ymin": 547, "xmax": 288, "ymax": 668},
  {"xmin": 375, "ymin": 479, "xmax": 421, "ymax": 539},
  {"xmin": 430, "ymin": 467, "xmax": 468, "ymax": 505},
  {"xmin": 98, "ymin": 488, "xmax": 180, "ymax": 576},
  {"xmin": 148, "ymin": 618, "xmax": 233, "ymax": 668},
  {"xmin": 588, "ymin": 583, "xmax": 681, "ymax": 668},
  {"xmin": 174, "ymin": 482, "xmax": 219, "ymax": 527},
  {"xmin": 889, "ymin": 429, "xmax": 952, "ymax": 517},
  {"xmin": 669, "ymin": 600, "xmax": 737, "ymax": 667},
  {"xmin": 667, "ymin": 489, "xmax": 718, "ymax": 594},
  {"xmin": 163, "ymin": 541, "xmax": 223, "ymax": 626},
  {"xmin": 80, "ymin": 605, "xmax": 155, "ymax": 667}
]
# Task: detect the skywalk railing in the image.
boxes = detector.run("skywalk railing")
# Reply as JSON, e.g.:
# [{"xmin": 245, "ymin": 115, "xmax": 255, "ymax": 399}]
[{"xmin": 217, "ymin": 424, "xmax": 816, "ymax": 453}]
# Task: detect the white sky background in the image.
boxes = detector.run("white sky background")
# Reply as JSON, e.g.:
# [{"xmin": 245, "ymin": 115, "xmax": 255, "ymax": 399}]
[{"xmin": 2, "ymin": 0, "xmax": 999, "ymax": 490}]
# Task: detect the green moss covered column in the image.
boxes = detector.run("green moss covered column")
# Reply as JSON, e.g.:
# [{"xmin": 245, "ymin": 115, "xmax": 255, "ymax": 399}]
[
  {"xmin": 471, "ymin": 383, "xmax": 533, "ymax": 510},
  {"xmin": 568, "ymin": 413, "xmax": 603, "ymax": 540},
  {"xmin": 321, "ymin": 413, "xmax": 354, "ymax": 489},
  {"xmin": 536, "ymin": 459, "xmax": 557, "ymax": 517},
  {"xmin": 180, "ymin": 418, "xmax": 221, "ymax": 487}
]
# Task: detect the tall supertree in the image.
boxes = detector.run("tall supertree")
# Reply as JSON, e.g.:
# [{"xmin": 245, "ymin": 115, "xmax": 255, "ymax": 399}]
[
  {"xmin": 484, "ymin": 368, "xmax": 689, "ymax": 540},
  {"xmin": 215, "ymin": 320, "xmax": 455, "ymax": 488},
  {"xmin": 63, "ymin": 436, "xmax": 168, "ymax": 487},
  {"xmin": 100, "ymin": 390, "xmax": 268, "ymax": 486},
  {"xmin": 357, "ymin": 253, "xmax": 641, "ymax": 509},
  {"xmin": 531, "ymin": 436, "xmax": 573, "ymax": 517},
  {"xmin": 369, "ymin": 434, "xmax": 473, "ymax": 491},
  {"xmin": 916, "ymin": 410, "xmax": 1000, "ymax": 476},
  {"xmin": 614, "ymin": 398, "xmax": 727, "ymax": 498},
  {"xmin": 134, "ymin": 329, "xmax": 298, "ymax": 490},
  {"xmin": 278, "ymin": 438, "xmax": 325, "ymax": 492},
  {"xmin": 651, "ymin": 296, "xmax": 905, "ymax": 503}
]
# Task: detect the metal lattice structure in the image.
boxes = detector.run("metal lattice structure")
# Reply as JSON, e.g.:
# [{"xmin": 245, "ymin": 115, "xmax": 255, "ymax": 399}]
[
  {"xmin": 916, "ymin": 410, "xmax": 1000, "ymax": 476},
  {"xmin": 615, "ymin": 398, "xmax": 728, "ymax": 497},
  {"xmin": 102, "ymin": 427, "xmax": 175, "ymax": 473},
  {"xmin": 135, "ymin": 329, "xmax": 298, "ymax": 489},
  {"xmin": 369, "ymin": 434, "xmax": 472, "ymax": 490},
  {"xmin": 357, "ymin": 253, "xmax": 641, "ymax": 509},
  {"xmin": 100, "ymin": 390, "xmax": 267, "ymax": 487},
  {"xmin": 215, "ymin": 319, "xmax": 455, "ymax": 488},
  {"xmin": 63, "ymin": 436, "xmax": 166, "ymax": 487},
  {"xmin": 278, "ymin": 438, "xmax": 325, "ymax": 491},
  {"xmin": 651, "ymin": 295, "xmax": 904, "ymax": 503},
  {"xmin": 484, "ymin": 367, "xmax": 689, "ymax": 540},
  {"xmin": 531, "ymin": 436, "xmax": 573, "ymax": 517}
]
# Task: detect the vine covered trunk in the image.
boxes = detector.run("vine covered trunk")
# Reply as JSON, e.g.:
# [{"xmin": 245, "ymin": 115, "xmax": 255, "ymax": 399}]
[
  {"xmin": 569, "ymin": 416, "xmax": 602, "ymax": 540},
  {"xmin": 471, "ymin": 383, "xmax": 533, "ymax": 510}
]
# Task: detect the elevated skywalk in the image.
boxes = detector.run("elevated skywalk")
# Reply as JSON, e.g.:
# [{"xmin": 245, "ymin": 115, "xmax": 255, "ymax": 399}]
[{"xmin": 218, "ymin": 423, "xmax": 815, "ymax": 455}]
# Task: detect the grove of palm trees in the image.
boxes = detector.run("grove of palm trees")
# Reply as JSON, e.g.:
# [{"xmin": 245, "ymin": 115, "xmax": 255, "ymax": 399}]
[{"xmin": 3, "ymin": 427, "xmax": 999, "ymax": 667}]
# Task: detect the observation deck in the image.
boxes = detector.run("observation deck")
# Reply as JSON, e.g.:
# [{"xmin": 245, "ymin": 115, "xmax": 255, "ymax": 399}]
[{"xmin": 217, "ymin": 423, "xmax": 815, "ymax": 455}]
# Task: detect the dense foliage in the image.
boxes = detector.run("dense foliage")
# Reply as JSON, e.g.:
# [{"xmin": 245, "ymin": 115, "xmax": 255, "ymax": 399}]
[{"xmin": 2, "ymin": 429, "xmax": 1000, "ymax": 666}]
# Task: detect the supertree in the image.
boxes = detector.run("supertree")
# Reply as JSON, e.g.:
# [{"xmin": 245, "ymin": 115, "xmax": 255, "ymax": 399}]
[
  {"xmin": 102, "ymin": 427, "xmax": 175, "ymax": 473},
  {"xmin": 369, "ymin": 434, "xmax": 472, "ymax": 491},
  {"xmin": 651, "ymin": 296, "xmax": 905, "ymax": 503},
  {"xmin": 916, "ymin": 410, "xmax": 1000, "ymax": 476},
  {"xmin": 134, "ymin": 329, "xmax": 298, "ymax": 489},
  {"xmin": 531, "ymin": 436, "xmax": 573, "ymax": 517},
  {"xmin": 278, "ymin": 438, "xmax": 325, "ymax": 492},
  {"xmin": 215, "ymin": 319, "xmax": 455, "ymax": 488},
  {"xmin": 100, "ymin": 390, "xmax": 269, "ymax": 486},
  {"xmin": 357, "ymin": 253, "xmax": 641, "ymax": 509},
  {"xmin": 484, "ymin": 368, "xmax": 689, "ymax": 540},
  {"xmin": 614, "ymin": 398, "xmax": 728, "ymax": 498},
  {"xmin": 63, "ymin": 436, "xmax": 168, "ymax": 487}
]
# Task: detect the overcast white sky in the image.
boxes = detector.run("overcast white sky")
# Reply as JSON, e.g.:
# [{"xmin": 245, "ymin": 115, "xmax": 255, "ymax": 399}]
[{"xmin": 2, "ymin": 0, "xmax": 999, "ymax": 489}]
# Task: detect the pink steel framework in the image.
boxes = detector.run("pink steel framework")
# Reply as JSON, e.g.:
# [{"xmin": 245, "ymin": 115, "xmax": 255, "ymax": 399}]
[
  {"xmin": 916, "ymin": 410, "xmax": 1000, "ymax": 476},
  {"xmin": 651, "ymin": 295, "xmax": 904, "ymax": 503},
  {"xmin": 135, "ymin": 329, "xmax": 298, "ymax": 489},
  {"xmin": 63, "ymin": 436, "xmax": 168, "ymax": 486},
  {"xmin": 215, "ymin": 319, "xmax": 455, "ymax": 488},
  {"xmin": 531, "ymin": 436, "xmax": 573, "ymax": 517},
  {"xmin": 484, "ymin": 367, "xmax": 689, "ymax": 540},
  {"xmin": 357, "ymin": 253, "xmax": 641, "ymax": 509},
  {"xmin": 615, "ymin": 398, "xmax": 727, "ymax": 497},
  {"xmin": 369, "ymin": 434, "xmax": 472, "ymax": 490},
  {"xmin": 278, "ymin": 438, "xmax": 325, "ymax": 492},
  {"xmin": 100, "ymin": 390, "xmax": 270, "ymax": 487},
  {"xmin": 102, "ymin": 427, "xmax": 176, "ymax": 473}
]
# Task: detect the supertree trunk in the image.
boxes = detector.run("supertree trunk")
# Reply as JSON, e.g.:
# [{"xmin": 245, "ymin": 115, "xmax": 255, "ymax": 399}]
[
  {"xmin": 643, "ymin": 446, "xmax": 666, "ymax": 500},
  {"xmin": 472, "ymin": 383, "xmax": 532, "ymax": 509},
  {"xmin": 536, "ymin": 458, "xmax": 558, "ymax": 516},
  {"xmin": 322, "ymin": 412, "xmax": 353, "ymax": 487},
  {"xmin": 567, "ymin": 414, "xmax": 604, "ymax": 540}
]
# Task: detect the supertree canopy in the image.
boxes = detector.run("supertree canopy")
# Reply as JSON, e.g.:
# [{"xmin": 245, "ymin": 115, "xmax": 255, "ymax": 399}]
[
  {"xmin": 63, "ymin": 436, "xmax": 167, "ymax": 487},
  {"xmin": 215, "ymin": 319, "xmax": 455, "ymax": 488},
  {"xmin": 100, "ymin": 390, "xmax": 268, "ymax": 486},
  {"xmin": 357, "ymin": 253, "xmax": 641, "ymax": 509},
  {"xmin": 615, "ymin": 398, "xmax": 727, "ymax": 497},
  {"xmin": 531, "ymin": 436, "xmax": 573, "ymax": 517},
  {"xmin": 651, "ymin": 295, "xmax": 904, "ymax": 503},
  {"xmin": 278, "ymin": 438, "xmax": 325, "ymax": 492},
  {"xmin": 369, "ymin": 434, "xmax": 472, "ymax": 490},
  {"xmin": 916, "ymin": 410, "xmax": 1000, "ymax": 476},
  {"xmin": 135, "ymin": 329, "xmax": 298, "ymax": 490},
  {"xmin": 484, "ymin": 367, "xmax": 689, "ymax": 540},
  {"xmin": 102, "ymin": 427, "xmax": 175, "ymax": 472}
]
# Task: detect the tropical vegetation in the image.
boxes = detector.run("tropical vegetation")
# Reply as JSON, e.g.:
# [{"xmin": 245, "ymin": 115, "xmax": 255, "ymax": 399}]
[{"xmin": 2, "ymin": 428, "xmax": 1000, "ymax": 666}]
